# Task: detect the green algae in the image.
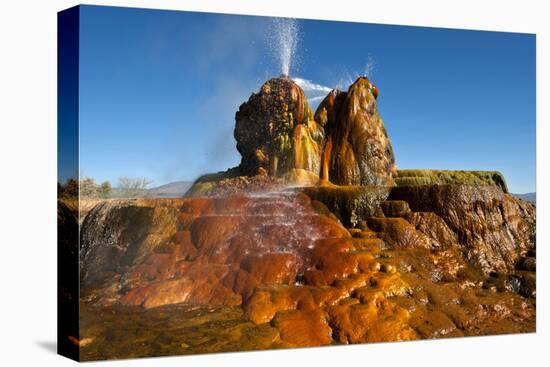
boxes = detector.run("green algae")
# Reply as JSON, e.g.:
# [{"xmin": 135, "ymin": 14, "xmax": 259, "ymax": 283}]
[
  {"xmin": 79, "ymin": 304, "xmax": 281, "ymax": 361},
  {"xmin": 394, "ymin": 169, "xmax": 508, "ymax": 193}
]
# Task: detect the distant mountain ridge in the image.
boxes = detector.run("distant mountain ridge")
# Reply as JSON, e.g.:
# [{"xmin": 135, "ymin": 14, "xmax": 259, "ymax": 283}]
[
  {"xmin": 147, "ymin": 181, "xmax": 193, "ymax": 198},
  {"xmin": 512, "ymin": 192, "xmax": 536, "ymax": 203}
]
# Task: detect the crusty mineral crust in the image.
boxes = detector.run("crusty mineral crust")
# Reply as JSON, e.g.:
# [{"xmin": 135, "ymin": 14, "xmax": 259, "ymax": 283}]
[
  {"xmin": 388, "ymin": 184, "xmax": 535, "ymax": 274},
  {"xmin": 77, "ymin": 195, "xmax": 535, "ymax": 359},
  {"xmin": 315, "ymin": 77, "xmax": 396, "ymax": 186},
  {"xmin": 234, "ymin": 77, "xmax": 324, "ymax": 177}
]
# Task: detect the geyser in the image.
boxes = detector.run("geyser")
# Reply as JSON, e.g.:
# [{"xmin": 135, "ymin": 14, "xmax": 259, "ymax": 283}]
[
  {"xmin": 188, "ymin": 74, "xmax": 395, "ymax": 196},
  {"xmin": 75, "ymin": 56, "xmax": 536, "ymax": 359},
  {"xmin": 269, "ymin": 18, "xmax": 300, "ymax": 77}
]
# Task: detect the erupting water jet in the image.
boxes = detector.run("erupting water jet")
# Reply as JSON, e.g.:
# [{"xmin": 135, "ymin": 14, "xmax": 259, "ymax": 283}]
[{"xmin": 269, "ymin": 17, "xmax": 300, "ymax": 77}]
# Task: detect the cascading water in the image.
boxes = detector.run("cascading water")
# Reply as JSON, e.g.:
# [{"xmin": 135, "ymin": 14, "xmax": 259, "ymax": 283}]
[
  {"xmin": 321, "ymin": 135, "xmax": 333, "ymax": 182},
  {"xmin": 193, "ymin": 191, "xmax": 342, "ymax": 277}
]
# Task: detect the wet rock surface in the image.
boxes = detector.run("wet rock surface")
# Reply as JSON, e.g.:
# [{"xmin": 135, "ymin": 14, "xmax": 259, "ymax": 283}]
[
  {"xmin": 79, "ymin": 192, "xmax": 535, "ymax": 360},
  {"xmin": 235, "ymin": 77, "xmax": 324, "ymax": 177},
  {"xmin": 300, "ymin": 185, "xmax": 390, "ymax": 227},
  {"xmin": 388, "ymin": 185, "xmax": 536, "ymax": 274},
  {"xmin": 315, "ymin": 77, "xmax": 395, "ymax": 186},
  {"xmin": 58, "ymin": 200, "xmax": 80, "ymax": 358},
  {"xmin": 81, "ymin": 193, "xmax": 351, "ymax": 310}
]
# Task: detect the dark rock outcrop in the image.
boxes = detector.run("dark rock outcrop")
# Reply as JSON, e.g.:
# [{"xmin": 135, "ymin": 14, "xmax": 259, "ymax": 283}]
[
  {"xmin": 57, "ymin": 200, "xmax": 80, "ymax": 358},
  {"xmin": 299, "ymin": 185, "xmax": 390, "ymax": 227},
  {"xmin": 80, "ymin": 200, "xmax": 179, "ymax": 287}
]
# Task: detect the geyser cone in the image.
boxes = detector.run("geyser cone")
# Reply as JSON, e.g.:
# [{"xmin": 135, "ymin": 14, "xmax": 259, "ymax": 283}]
[
  {"xmin": 235, "ymin": 77, "xmax": 324, "ymax": 182},
  {"xmin": 314, "ymin": 76, "xmax": 396, "ymax": 186}
]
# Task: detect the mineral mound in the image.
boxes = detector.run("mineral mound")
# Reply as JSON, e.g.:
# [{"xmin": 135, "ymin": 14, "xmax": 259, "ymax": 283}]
[
  {"xmin": 73, "ymin": 76, "xmax": 536, "ymax": 360},
  {"xmin": 316, "ymin": 76, "xmax": 395, "ymax": 186},
  {"xmin": 235, "ymin": 76, "xmax": 324, "ymax": 177}
]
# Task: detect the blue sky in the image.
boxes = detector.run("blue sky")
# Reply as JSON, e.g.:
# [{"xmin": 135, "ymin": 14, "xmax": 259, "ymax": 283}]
[{"xmin": 78, "ymin": 5, "xmax": 536, "ymax": 193}]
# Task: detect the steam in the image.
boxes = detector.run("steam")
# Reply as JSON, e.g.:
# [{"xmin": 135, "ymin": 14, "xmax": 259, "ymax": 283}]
[
  {"xmin": 336, "ymin": 55, "xmax": 376, "ymax": 89},
  {"xmin": 294, "ymin": 55, "xmax": 377, "ymax": 107},
  {"xmin": 335, "ymin": 72, "xmax": 354, "ymax": 91},
  {"xmin": 364, "ymin": 54, "xmax": 376, "ymax": 78},
  {"xmin": 268, "ymin": 18, "xmax": 300, "ymax": 76},
  {"xmin": 266, "ymin": 16, "xmax": 376, "ymax": 108},
  {"xmin": 293, "ymin": 78, "xmax": 333, "ymax": 94},
  {"xmin": 291, "ymin": 77, "xmax": 332, "ymax": 107}
]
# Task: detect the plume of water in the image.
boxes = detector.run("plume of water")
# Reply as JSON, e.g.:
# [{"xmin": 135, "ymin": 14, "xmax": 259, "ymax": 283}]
[
  {"xmin": 335, "ymin": 71, "xmax": 355, "ymax": 91},
  {"xmin": 292, "ymin": 77, "xmax": 333, "ymax": 108},
  {"xmin": 265, "ymin": 18, "xmax": 376, "ymax": 108},
  {"xmin": 268, "ymin": 18, "xmax": 300, "ymax": 77},
  {"xmin": 364, "ymin": 54, "xmax": 376, "ymax": 78}
]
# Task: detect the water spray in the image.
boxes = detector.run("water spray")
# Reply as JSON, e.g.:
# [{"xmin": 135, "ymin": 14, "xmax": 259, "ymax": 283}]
[{"xmin": 269, "ymin": 18, "xmax": 300, "ymax": 77}]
